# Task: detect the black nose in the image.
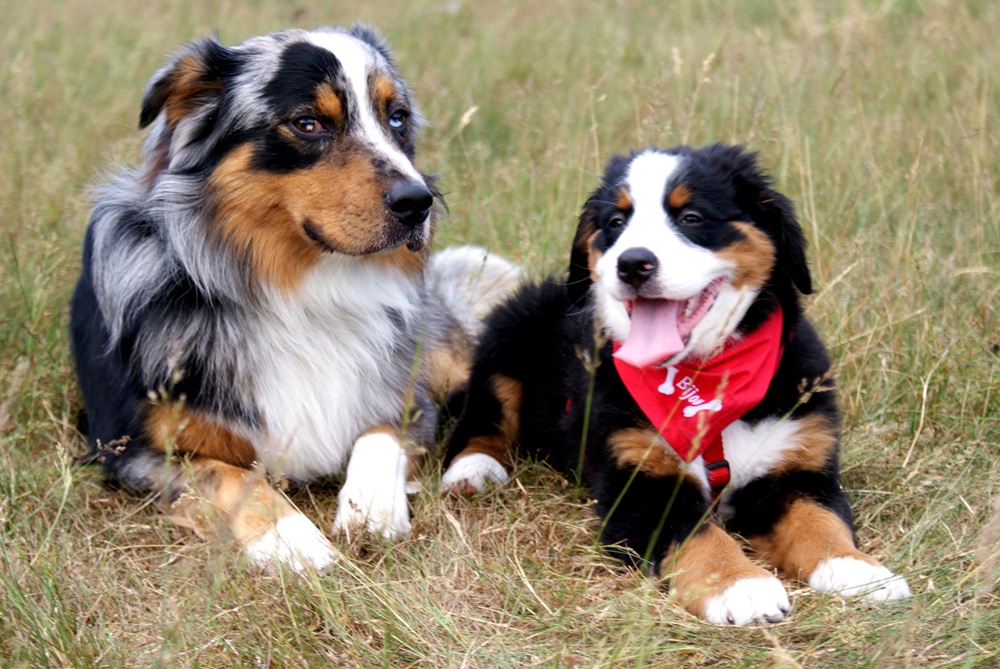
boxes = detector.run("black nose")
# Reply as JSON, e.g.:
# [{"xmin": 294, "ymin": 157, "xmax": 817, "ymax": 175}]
[
  {"xmin": 386, "ymin": 180, "xmax": 433, "ymax": 227},
  {"xmin": 617, "ymin": 247, "xmax": 659, "ymax": 289}
]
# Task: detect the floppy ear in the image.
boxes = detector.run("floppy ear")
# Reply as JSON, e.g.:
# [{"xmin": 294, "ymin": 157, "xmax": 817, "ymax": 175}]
[
  {"xmin": 758, "ymin": 188, "xmax": 812, "ymax": 295},
  {"xmin": 139, "ymin": 36, "xmax": 234, "ymax": 130},
  {"xmin": 727, "ymin": 145, "xmax": 812, "ymax": 297},
  {"xmin": 567, "ymin": 153, "xmax": 633, "ymax": 306},
  {"xmin": 566, "ymin": 199, "xmax": 599, "ymax": 306}
]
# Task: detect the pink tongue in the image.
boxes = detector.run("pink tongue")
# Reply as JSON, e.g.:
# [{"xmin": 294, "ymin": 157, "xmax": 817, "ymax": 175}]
[{"xmin": 613, "ymin": 298, "xmax": 684, "ymax": 368}]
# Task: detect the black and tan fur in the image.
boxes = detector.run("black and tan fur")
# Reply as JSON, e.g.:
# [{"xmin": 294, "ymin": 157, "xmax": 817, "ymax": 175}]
[{"xmin": 442, "ymin": 144, "xmax": 909, "ymax": 624}]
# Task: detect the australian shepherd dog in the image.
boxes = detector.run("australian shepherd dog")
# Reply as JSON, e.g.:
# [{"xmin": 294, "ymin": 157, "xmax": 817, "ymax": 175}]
[
  {"xmin": 442, "ymin": 144, "xmax": 910, "ymax": 624},
  {"xmin": 70, "ymin": 25, "xmax": 518, "ymax": 572}
]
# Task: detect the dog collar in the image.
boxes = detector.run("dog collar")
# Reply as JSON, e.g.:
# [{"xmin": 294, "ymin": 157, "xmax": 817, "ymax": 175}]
[{"xmin": 612, "ymin": 308, "xmax": 784, "ymax": 497}]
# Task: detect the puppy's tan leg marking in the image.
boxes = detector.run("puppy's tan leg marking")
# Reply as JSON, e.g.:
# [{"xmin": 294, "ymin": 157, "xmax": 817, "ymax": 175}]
[
  {"xmin": 664, "ymin": 523, "xmax": 790, "ymax": 626},
  {"xmin": 749, "ymin": 498, "xmax": 910, "ymax": 600},
  {"xmin": 441, "ymin": 375, "xmax": 521, "ymax": 494}
]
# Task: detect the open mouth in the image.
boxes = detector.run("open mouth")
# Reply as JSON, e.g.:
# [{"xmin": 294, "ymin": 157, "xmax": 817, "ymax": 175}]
[{"xmin": 613, "ymin": 278, "xmax": 724, "ymax": 368}]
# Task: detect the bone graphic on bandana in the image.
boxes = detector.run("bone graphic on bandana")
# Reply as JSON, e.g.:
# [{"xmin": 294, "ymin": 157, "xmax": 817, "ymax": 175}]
[
  {"xmin": 657, "ymin": 366, "xmax": 680, "ymax": 395},
  {"xmin": 657, "ymin": 366, "xmax": 724, "ymax": 417},
  {"xmin": 683, "ymin": 399, "xmax": 723, "ymax": 417}
]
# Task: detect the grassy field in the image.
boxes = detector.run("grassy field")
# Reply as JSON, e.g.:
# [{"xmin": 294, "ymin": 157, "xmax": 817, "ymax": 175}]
[{"xmin": 1, "ymin": 0, "xmax": 998, "ymax": 666}]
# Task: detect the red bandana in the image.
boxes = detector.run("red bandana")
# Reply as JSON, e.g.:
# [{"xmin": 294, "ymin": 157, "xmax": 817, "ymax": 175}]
[{"xmin": 612, "ymin": 308, "xmax": 784, "ymax": 494}]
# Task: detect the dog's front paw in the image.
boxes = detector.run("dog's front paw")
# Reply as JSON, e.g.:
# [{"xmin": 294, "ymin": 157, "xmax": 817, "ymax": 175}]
[
  {"xmin": 332, "ymin": 431, "xmax": 411, "ymax": 540},
  {"xmin": 245, "ymin": 513, "xmax": 339, "ymax": 573},
  {"xmin": 333, "ymin": 481, "xmax": 412, "ymax": 539},
  {"xmin": 701, "ymin": 576, "xmax": 792, "ymax": 626},
  {"xmin": 440, "ymin": 453, "xmax": 509, "ymax": 495},
  {"xmin": 808, "ymin": 557, "xmax": 911, "ymax": 601}
]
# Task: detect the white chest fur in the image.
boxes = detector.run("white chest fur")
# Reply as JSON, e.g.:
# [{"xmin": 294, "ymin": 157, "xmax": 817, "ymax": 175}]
[
  {"xmin": 248, "ymin": 257, "xmax": 424, "ymax": 480},
  {"xmin": 717, "ymin": 416, "xmax": 809, "ymax": 516}
]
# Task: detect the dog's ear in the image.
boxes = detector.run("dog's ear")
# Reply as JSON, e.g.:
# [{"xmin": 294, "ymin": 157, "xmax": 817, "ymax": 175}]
[
  {"xmin": 567, "ymin": 199, "xmax": 599, "ymax": 306},
  {"xmin": 139, "ymin": 36, "xmax": 234, "ymax": 130},
  {"xmin": 567, "ymin": 154, "xmax": 632, "ymax": 306},
  {"xmin": 757, "ymin": 188, "xmax": 812, "ymax": 295},
  {"xmin": 725, "ymin": 145, "xmax": 812, "ymax": 296}
]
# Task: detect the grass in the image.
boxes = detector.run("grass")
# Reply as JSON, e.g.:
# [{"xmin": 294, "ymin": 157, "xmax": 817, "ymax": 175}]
[{"xmin": 1, "ymin": 0, "xmax": 998, "ymax": 666}]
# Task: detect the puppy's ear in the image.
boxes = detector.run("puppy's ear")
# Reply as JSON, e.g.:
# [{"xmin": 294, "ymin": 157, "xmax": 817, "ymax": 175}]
[
  {"xmin": 139, "ymin": 36, "xmax": 234, "ymax": 130},
  {"xmin": 726, "ymin": 145, "xmax": 812, "ymax": 297},
  {"xmin": 758, "ymin": 188, "xmax": 811, "ymax": 295},
  {"xmin": 566, "ymin": 199, "xmax": 599, "ymax": 306},
  {"xmin": 567, "ymin": 154, "xmax": 632, "ymax": 306}
]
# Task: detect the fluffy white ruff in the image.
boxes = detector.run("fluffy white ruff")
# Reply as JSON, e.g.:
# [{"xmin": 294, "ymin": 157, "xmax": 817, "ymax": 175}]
[
  {"xmin": 245, "ymin": 513, "xmax": 339, "ymax": 573},
  {"xmin": 333, "ymin": 431, "xmax": 411, "ymax": 539},
  {"xmin": 252, "ymin": 255, "xmax": 423, "ymax": 481},
  {"xmin": 440, "ymin": 453, "xmax": 509, "ymax": 493},
  {"xmin": 701, "ymin": 576, "xmax": 791, "ymax": 626},
  {"xmin": 809, "ymin": 557, "xmax": 911, "ymax": 601}
]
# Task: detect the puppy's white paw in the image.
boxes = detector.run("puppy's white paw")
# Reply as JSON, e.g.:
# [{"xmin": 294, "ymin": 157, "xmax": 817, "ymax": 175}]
[
  {"xmin": 245, "ymin": 513, "xmax": 339, "ymax": 573},
  {"xmin": 440, "ymin": 453, "xmax": 509, "ymax": 495},
  {"xmin": 702, "ymin": 576, "xmax": 791, "ymax": 626},
  {"xmin": 332, "ymin": 432, "xmax": 411, "ymax": 540},
  {"xmin": 809, "ymin": 557, "xmax": 911, "ymax": 601}
]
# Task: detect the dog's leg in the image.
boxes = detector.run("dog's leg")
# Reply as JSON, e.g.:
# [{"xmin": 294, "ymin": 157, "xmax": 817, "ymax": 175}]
[
  {"xmin": 747, "ymin": 498, "xmax": 911, "ymax": 601},
  {"xmin": 665, "ymin": 523, "xmax": 791, "ymax": 625},
  {"xmin": 333, "ymin": 426, "xmax": 412, "ymax": 539},
  {"xmin": 724, "ymin": 411, "xmax": 911, "ymax": 602},
  {"xmin": 600, "ymin": 427, "xmax": 790, "ymax": 625},
  {"xmin": 440, "ymin": 374, "xmax": 520, "ymax": 494},
  {"xmin": 162, "ymin": 457, "xmax": 339, "ymax": 573},
  {"xmin": 143, "ymin": 403, "xmax": 338, "ymax": 572}
]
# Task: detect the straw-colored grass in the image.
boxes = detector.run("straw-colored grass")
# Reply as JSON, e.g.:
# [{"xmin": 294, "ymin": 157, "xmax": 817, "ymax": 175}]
[{"xmin": 1, "ymin": 0, "xmax": 997, "ymax": 666}]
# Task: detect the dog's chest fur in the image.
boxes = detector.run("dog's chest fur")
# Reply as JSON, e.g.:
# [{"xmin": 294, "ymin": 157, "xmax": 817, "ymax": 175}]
[{"xmin": 247, "ymin": 257, "xmax": 427, "ymax": 479}]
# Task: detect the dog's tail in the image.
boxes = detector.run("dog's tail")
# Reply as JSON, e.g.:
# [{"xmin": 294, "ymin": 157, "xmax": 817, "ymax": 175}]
[
  {"xmin": 426, "ymin": 245, "xmax": 521, "ymax": 344},
  {"xmin": 423, "ymin": 245, "xmax": 520, "ymax": 434}
]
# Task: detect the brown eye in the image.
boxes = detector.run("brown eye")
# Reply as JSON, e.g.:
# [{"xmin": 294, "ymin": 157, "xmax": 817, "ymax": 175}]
[
  {"xmin": 680, "ymin": 211, "xmax": 704, "ymax": 225},
  {"xmin": 290, "ymin": 117, "xmax": 328, "ymax": 136}
]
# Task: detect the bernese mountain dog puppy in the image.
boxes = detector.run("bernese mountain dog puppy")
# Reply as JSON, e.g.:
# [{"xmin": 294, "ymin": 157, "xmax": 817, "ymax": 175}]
[
  {"xmin": 442, "ymin": 144, "xmax": 910, "ymax": 625},
  {"xmin": 70, "ymin": 25, "xmax": 518, "ymax": 572}
]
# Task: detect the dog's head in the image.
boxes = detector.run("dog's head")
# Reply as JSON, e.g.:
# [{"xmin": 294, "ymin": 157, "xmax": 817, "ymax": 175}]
[
  {"xmin": 568, "ymin": 144, "xmax": 811, "ymax": 367},
  {"xmin": 138, "ymin": 25, "xmax": 436, "ymax": 288}
]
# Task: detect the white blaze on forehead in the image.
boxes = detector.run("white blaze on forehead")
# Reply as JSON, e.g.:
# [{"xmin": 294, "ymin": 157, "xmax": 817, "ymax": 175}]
[
  {"xmin": 305, "ymin": 31, "xmax": 424, "ymax": 183},
  {"xmin": 625, "ymin": 151, "xmax": 683, "ymax": 209},
  {"xmin": 595, "ymin": 150, "xmax": 727, "ymax": 300}
]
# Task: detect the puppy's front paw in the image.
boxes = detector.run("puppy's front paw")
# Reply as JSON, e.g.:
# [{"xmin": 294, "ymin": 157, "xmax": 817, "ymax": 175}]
[
  {"xmin": 440, "ymin": 453, "xmax": 509, "ymax": 495},
  {"xmin": 245, "ymin": 513, "xmax": 339, "ymax": 573},
  {"xmin": 332, "ymin": 431, "xmax": 411, "ymax": 540},
  {"xmin": 809, "ymin": 557, "xmax": 911, "ymax": 601},
  {"xmin": 701, "ymin": 576, "xmax": 792, "ymax": 626}
]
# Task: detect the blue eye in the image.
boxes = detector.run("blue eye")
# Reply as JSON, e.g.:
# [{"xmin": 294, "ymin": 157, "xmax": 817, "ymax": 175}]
[{"xmin": 389, "ymin": 109, "xmax": 409, "ymax": 130}]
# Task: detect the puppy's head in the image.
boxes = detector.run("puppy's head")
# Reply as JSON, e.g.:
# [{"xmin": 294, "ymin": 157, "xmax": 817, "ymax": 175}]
[
  {"xmin": 138, "ymin": 25, "xmax": 436, "ymax": 288},
  {"xmin": 568, "ymin": 144, "xmax": 810, "ymax": 366}
]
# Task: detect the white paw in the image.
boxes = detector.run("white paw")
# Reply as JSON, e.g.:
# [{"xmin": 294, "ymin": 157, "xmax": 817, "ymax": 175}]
[
  {"xmin": 702, "ymin": 576, "xmax": 791, "ymax": 626},
  {"xmin": 809, "ymin": 557, "xmax": 911, "ymax": 601},
  {"xmin": 332, "ymin": 432, "xmax": 411, "ymax": 539},
  {"xmin": 245, "ymin": 514, "xmax": 339, "ymax": 573},
  {"xmin": 440, "ymin": 453, "xmax": 509, "ymax": 494}
]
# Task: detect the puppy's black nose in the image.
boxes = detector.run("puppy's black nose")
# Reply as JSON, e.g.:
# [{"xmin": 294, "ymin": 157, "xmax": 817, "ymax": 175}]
[
  {"xmin": 617, "ymin": 247, "xmax": 658, "ymax": 288},
  {"xmin": 386, "ymin": 180, "xmax": 433, "ymax": 227}
]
